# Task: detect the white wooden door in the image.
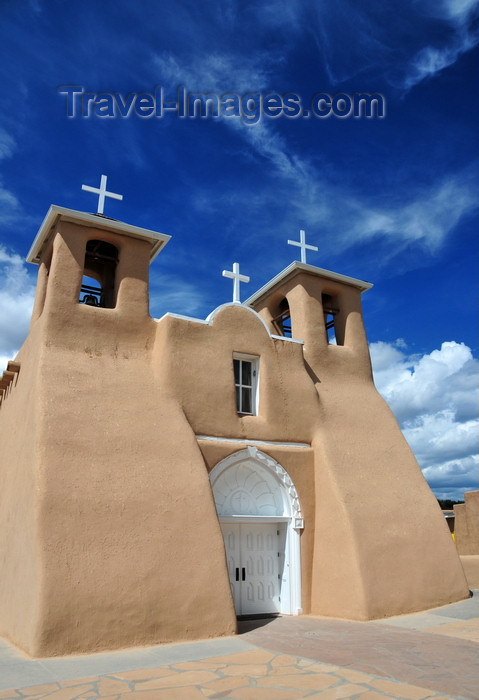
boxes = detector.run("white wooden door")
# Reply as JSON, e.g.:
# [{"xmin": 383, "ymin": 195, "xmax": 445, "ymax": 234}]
[
  {"xmin": 221, "ymin": 523, "xmax": 281, "ymax": 615},
  {"xmin": 222, "ymin": 523, "xmax": 242, "ymax": 612}
]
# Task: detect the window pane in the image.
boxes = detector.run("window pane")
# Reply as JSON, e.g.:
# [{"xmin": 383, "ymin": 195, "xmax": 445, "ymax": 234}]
[
  {"xmin": 233, "ymin": 359, "xmax": 240, "ymax": 384},
  {"xmin": 241, "ymin": 361, "xmax": 252, "ymax": 386},
  {"xmin": 242, "ymin": 387, "xmax": 252, "ymax": 414},
  {"xmin": 236, "ymin": 386, "xmax": 241, "ymax": 412}
]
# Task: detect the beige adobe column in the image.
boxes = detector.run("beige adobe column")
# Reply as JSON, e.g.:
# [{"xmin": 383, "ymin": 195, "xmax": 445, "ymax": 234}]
[
  {"xmin": 42, "ymin": 227, "xmax": 84, "ymax": 318},
  {"xmin": 286, "ymin": 279, "xmax": 328, "ymax": 350},
  {"xmin": 114, "ymin": 236, "xmax": 151, "ymax": 319},
  {"xmin": 30, "ymin": 260, "xmax": 50, "ymax": 325},
  {"xmin": 335, "ymin": 287, "xmax": 373, "ymax": 376},
  {"xmin": 454, "ymin": 491, "xmax": 479, "ymax": 555}
]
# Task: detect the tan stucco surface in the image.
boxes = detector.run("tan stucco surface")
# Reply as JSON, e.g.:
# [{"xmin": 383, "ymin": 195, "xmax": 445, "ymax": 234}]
[
  {"xmin": 0, "ymin": 208, "xmax": 469, "ymax": 656},
  {"xmin": 0, "ymin": 327, "xmax": 42, "ymax": 654},
  {"xmin": 454, "ymin": 491, "xmax": 479, "ymax": 555},
  {"xmin": 251, "ymin": 271, "xmax": 468, "ymax": 620},
  {"xmin": 0, "ymin": 219, "xmax": 236, "ymax": 656},
  {"xmin": 460, "ymin": 555, "xmax": 479, "ymax": 588}
]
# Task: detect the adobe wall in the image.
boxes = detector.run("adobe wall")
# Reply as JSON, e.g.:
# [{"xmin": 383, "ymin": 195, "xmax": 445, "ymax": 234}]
[
  {"xmin": 0, "ymin": 326, "xmax": 44, "ymax": 653},
  {"xmin": 33, "ymin": 344, "xmax": 236, "ymax": 656},
  {"xmin": 310, "ymin": 381, "xmax": 468, "ymax": 618},
  {"xmin": 152, "ymin": 304, "xmax": 318, "ymax": 443},
  {"xmin": 0, "ymin": 224, "xmax": 236, "ymax": 656},
  {"xmin": 454, "ymin": 491, "xmax": 479, "ymax": 555},
  {"xmin": 153, "ymin": 305, "xmax": 319, "ymax": 614},
  {"xmin": 459, "ymin": 556, "xmax": 479, "ymax": 588}
]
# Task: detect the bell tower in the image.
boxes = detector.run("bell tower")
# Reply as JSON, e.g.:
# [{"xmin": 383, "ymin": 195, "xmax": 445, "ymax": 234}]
[
  {"xmin": 245, "ymin": 261, "xmax": 373, "ymax": 381},
  {"xmin": 246, "ymin": 260, "xmax": 468, "ymax": 621},
  {"xmin": 26, "ymin": 206, "xmax": 170, "ymax": 348}
]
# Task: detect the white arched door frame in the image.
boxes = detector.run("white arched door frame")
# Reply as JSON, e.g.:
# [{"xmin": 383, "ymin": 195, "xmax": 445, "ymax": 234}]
[{"xmin": 210, "ymin": 446, "xmax": 303, "ymax": 615}]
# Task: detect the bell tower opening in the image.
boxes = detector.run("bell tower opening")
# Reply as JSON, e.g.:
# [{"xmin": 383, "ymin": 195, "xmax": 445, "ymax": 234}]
[
  {"xmin": 272, "ymin": 298, "xmax": 292, "ymax": 338},
  {"xmin": 322, "ymin": 293, "xmax": 340, "ymax": 344},
  {"xmin": 79, "ymin": 239, "xmax": 118, "ymax": 308}
]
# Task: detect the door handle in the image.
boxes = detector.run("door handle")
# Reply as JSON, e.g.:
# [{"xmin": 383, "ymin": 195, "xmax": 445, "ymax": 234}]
[
  {"xmin": 242, "ymin": 567, "xmax": 246, "ymax": 581},
  {"xmin": 235, "ymin": 568, "xmax": 239, "ymax": 581}
]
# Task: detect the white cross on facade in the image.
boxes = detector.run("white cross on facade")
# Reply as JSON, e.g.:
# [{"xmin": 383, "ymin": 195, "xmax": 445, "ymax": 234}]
[
  {"xmin": 287, "ymin": 229, "xmax": 318, "ymax": 264},
  {"xmin": 81, "ymin": 174, "xmax": 123, "ymax": 215},
  {"xmin": 222, "ymin": 262, "xmax": 250, "ymax": 303}
]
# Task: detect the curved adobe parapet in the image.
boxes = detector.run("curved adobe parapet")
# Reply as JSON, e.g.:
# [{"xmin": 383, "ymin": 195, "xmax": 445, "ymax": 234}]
[
  {"xmin": 207, "ymin": 302, "xmax": 272, "ymax": 335},
  {"xmin": 159, "ymin": 302, "xmax": 303, "ymax": 345}
]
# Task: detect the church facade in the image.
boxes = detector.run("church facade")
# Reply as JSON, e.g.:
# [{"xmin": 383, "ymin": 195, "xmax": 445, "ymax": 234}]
[{"xmin": 0, "ymin": 205, "xmax": 469, "ymax": 657}]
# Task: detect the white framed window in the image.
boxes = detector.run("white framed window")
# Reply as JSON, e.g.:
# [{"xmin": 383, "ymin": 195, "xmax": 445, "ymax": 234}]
[{"xmin": 233, "ymin": 354, "xmax": 259, "ymax": 415}]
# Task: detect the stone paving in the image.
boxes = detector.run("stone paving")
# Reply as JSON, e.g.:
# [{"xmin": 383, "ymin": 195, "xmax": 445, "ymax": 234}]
[{"xmin": 0, "ymin": 592, "xmax": 476, "ymax": 699}]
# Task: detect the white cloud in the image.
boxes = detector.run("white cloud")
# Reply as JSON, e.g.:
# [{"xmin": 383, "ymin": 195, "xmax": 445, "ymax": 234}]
[
  {"xmin": 254, "ymin": 0, "xmax": 303, "ymax": 33},
  {"xmin": 371, "ymin": 340, "xmax": 477, "ymax": 422},
  {"xmin": 341, "ymin": 167, "xmax": 478, "ymax": 260},
  {"xmin": 371, "ymin": 339, "xmax": 479, "ymax": 499},
  {"xmin": 152, "ymin": 49, "xmax": 323, "ymax": 211},
  {"xmin": 405, "ymin": 410, "xmax": 478, "ymax": 464},
  {"xmin": 423, "ymin": 455, "xmax": 478, "ymax": 498},
  {"xmin": 189, "ymin": 134, "xmax": 477, "ymax": 268},
  {"xmin": 398, "ymin": 0, "xmax": 478, "ymax": 89},
  {"xmin": 404, "ymin": 34, "xmax": 477, "ymax": 90},
  {"xmin": 308, "ymin": 164, "xmax": 476, "ymax": 262},
  {"xmin": 0, "ymin": 180, "xmax": 20, "ymax": 223},
  {"xmin": 153, "ymin": 51, "xmax": 274, "ymax": 95},
  {"xmin": 150, "ymin": 273, "xmax": 211, "ymax": 318},
  {"xmin": 251, "ymin": 1, "xmax": 478, "ymax": 90},
  {"xmin": 422, "ymin": 0, "xmax": 478, "ymax": 24},
  {"xmin": 0, "ymin": 247, "xmax": 36, "ymax": 363},
  {"xmin": 0, "ymin": 128, "xmax": 16, "ymax": 160}
]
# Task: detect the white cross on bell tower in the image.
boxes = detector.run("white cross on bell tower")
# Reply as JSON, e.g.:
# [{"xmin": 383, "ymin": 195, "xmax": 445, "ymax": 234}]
[
  {"xmin": 222, "ymin": 262, "xmax": 250, "ymax": 303},
  {"xmin": 287, "ymin": 229, "xmax": 318, "ymax": 264},
  {"xmin": 81, "ymin": 174, "xmax": 123, "ymax": 215}
]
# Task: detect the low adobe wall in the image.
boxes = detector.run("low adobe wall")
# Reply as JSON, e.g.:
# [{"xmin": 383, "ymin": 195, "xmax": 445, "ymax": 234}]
[
  {"xmin": 460, "ymin": 556, "xmax": 479, "ymax": 589},
  {"xmin": 454, "ymin": 491, "xmax": 479, "ymax": 555}
]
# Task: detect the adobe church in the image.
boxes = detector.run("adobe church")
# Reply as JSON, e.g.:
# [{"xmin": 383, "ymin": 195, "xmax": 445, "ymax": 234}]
[{"xmin": 0, "ymin": 180, "xmax": 469, "ymax": 657}]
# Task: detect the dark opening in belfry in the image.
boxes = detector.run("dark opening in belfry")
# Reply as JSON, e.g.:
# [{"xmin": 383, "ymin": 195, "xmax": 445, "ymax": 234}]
[
  {"xmin": 79, "ymin": 240, "xmax": 118, "ymax": 308},
  {"xmin": 272, "ymin": 298, "xmax": 292, "ymax": 338},
  {"xmin": 322, "ymin": 293, "xmax": 339, "ymax": 344}
]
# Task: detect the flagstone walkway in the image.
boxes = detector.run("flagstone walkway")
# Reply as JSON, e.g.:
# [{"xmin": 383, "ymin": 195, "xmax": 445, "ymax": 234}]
[{"xmin": 0, "ymin": 592, "xmax": 477, "ymax": 699}]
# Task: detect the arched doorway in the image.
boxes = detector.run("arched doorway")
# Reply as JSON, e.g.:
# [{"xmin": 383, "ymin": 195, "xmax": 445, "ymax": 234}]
[{"xmin": 210, "ymin": 446, "xmax": 303, "ymax": 616}]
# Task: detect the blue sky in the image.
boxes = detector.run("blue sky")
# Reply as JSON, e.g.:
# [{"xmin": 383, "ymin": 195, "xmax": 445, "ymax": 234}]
[{"xmin": 0, "ymin": 0, "xmax": 477, "ymax": 500}]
